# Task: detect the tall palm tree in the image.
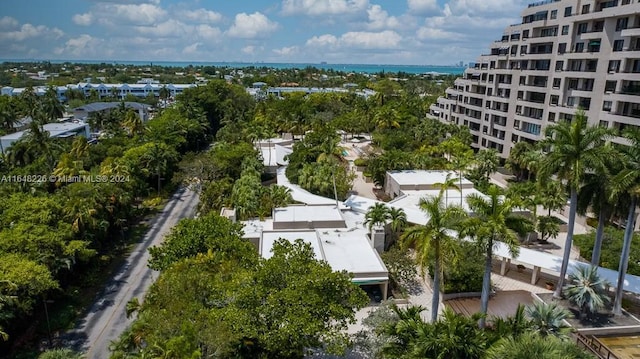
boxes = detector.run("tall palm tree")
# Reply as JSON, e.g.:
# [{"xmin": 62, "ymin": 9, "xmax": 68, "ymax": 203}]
[
  {"xmin": 42, "ymin": 86, "xmax": 64, "ymax": 123},
  {"xmin": 538, "ymin": 110, "xmax": 612, "ymax": 298},
  {"xmin": 387, "ymin": 207, "xmax": 407, "ymax": 245},
  {"xmin": 564, "ymin": 265, "xmax": 610, "ymax": 319},
  {"xmin": 433, "ymin": 172, "xmax": 460, "ymax": 204},
  {"xmin": 464, "ymin": 185, "xmax": 533, "ymax": 328},
  {"xmin": 123, "ymin": 109, "xmax": 145, "ymax": 137},
  {"xmin": 401, "ymin": 194, "xmax": 465, "ymax": 322},
  {"xmin": 577, "ymin": 152, "xmax": 620, "ymax": 266},
  {"xmin": 611, "ymin": 129, "xmax": 640, "ymax": 315}
]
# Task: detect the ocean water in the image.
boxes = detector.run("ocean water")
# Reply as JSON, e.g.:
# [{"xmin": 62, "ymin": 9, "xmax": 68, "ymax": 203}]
[{"xmin": 2, "ymin": 59, "xmax": 466, "ymax": 75}]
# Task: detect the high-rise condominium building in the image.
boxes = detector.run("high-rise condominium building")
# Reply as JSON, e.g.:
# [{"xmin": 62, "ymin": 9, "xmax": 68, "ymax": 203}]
[{"xmin": 429, "ymin": 0, "xmax": 640, "ymax": 158}]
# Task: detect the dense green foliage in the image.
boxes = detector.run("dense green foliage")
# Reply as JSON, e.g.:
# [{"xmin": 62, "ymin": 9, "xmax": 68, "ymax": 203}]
[
  {"xmin": 574, "ymin": 227, "xmax": 640, "ymax": 275},
  {"xmin": 434, "ymin": 242, "xmax": 485, "ymax": 294},
  {"xmin": 354, "ymin": 302, "xmax": 589, "ymax": 359},
  {"xmin": 0, "ymin": 80, "xmax": 238, "ymax": 351},
  {"xmin": 114, "ymin": 214, "xmax": 369, "ymax": 358}
]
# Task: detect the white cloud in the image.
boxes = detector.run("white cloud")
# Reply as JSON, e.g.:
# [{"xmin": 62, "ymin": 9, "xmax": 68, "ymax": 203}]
[
  {"xmin": 95, "ymin": 3, "xmax": 167, "ymax": 26},
  {"xmin": 72, "ymin": 13, "xmax": 94, "ymax": 26},
  {"xmin": 366, "ymin": 5, "xmax": 400, "ymax": 31},
  {"xmin": 407, "ymin": 0, "xmax": 439, "ymax": 14},
  {"xmin": 135, "ymin": 19, "xmax": 188, "ymax": 37},
  {"xmin": 282, "ymin": 0, "xmax": 369, "ymax": 16},
  {"xmin": 60, "ymin": 34, "xmax": 104, "ymax": 57},
  {"xmin": 306, "ymin": 34, "xmax": 338, "ymax": 48},
  {"xmin": 416, "ymin": 27, "xmax": 461, "ymax": 41},
  {"xmin": 306, "ymin": 30, "xmax": 401, "ymax": 50},
  {"xmin": 0, "ymin": 16, "xmax": 19, "ymax": 30},
  {"xmin": 227, "ymin": 12, "xmax": 278, "ymax": 39},
  {"xmin": 445, "ymin": 0, "xmax": 529, "ymax": 16},
  {"xmin": 340, "ymin": 30, "xmax": 401, "ymax": 49},
  {"xmin": 179, "ymin": 9, "xmax": 223, "ymax": 24},
  {"xmin": 195, "ymin": 25, "xmax": 223, "ymax": 41},
  {"xmin": 0, "ymin": 23, "xmax": 63, "ymax": 42},
  {"xmin": 273, "ymin": 46, "xmax": 298, "ymax": 56},
  {"xmin": 183, "ymin": 42, "xmax": 201, "ymax": 54}
]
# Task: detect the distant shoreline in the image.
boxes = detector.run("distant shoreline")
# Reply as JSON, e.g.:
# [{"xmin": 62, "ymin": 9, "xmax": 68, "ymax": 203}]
[{"xmin": 0, "ymin": 59, "xmax": 466, "ymax": 75}]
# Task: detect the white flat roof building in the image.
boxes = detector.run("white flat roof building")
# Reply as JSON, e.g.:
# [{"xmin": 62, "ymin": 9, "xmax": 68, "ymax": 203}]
[
  {"xmin": 385, "ymin": 170, "xmax": 473, "ymax": 198},
  {"xmin": 0, "ymin": 121, "xmax": 89, "ymax": 154},
  {"xmin": 242, "ymin": 204, "xmax": 389, "ymax": 297}
]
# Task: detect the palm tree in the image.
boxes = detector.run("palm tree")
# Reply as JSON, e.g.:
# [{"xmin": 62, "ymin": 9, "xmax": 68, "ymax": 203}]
[
  {"xmin": 433, "ymin": 172, "xmax": 460, "ymax": 204},
  {"xmin": 122, "ymin": 109, "xmax": 145, "ymax": 137},
  {"xmin": 525, "ymin": 301, "xmax": 571, "ymax": 338},
  {"xmin": 611, "ymin": 129, "xmax": 640, "ymax": 315},
  {"xmin": 381, "ymin": 305, "xmax": 426, "ymax": 358},
  {"xmin": 489, "ymin": 304, "xmax": 531, "ymax": 340},
  {"xmin": 538, "ymin": 110, "xmax": 612, "ymax": 298},
  {"xmin": 387, "ymin": 207, "xmax": 407, "ymax": 245},
  {"xmin": 464, "ymin": 185, "xmax": 533, "ymax": 328},
  {"xmin": 364, "ymin": 203, "xmax": 389, "ymax": 238},
  {"xmin": 576, "ymin": 153, "xmax": 620, "ymax": 266},
  {"xmin": 564, "ymin": 265, "xmax": 610, "ymax": 319},
  {"xmin": 401, "ymin": 194, "xmax": 465, "ymax": 322},
  {"xmin": 0, "ymin": 95, "xmax": 21, "ymax": 134},
  {"xmin": 42, "ymin": 86, "xmax": 64, "ymax": 123},
  {"xmin": 486, "ymin": 332, "xmax": 591, "ymax": 359},
  {"xmin": 411, "ymin": 308, "xmax": 488, "ymax": 359}
]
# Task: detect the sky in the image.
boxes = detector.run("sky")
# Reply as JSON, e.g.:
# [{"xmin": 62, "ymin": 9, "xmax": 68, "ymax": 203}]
[{"xmin": 0, "ymin": 0, "xmax": 533, "ymax": 65}]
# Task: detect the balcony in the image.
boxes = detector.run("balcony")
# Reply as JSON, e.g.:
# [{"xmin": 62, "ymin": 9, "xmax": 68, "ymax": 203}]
[{"xmin": 621, "ymin": 27, "xmax": 640, "ymax": 37}]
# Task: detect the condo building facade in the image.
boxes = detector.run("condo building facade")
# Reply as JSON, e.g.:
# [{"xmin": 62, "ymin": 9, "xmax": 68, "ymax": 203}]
[{"xmin": 429, "ymin": 0, "xmax": 640, "ymax": 158}]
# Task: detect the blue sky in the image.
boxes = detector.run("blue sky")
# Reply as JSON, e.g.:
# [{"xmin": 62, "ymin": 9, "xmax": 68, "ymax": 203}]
[{"xmin": 0, "ymin": 0, "xmax": 532, "ymax": 65}]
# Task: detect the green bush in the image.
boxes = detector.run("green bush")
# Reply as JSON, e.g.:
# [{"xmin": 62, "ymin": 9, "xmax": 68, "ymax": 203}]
[
  {"xmin": 353, "ymin": 158, "xmax": 368, "ymax": 167},
  {"xmin": 429, "ymin": 242, "xmax": 484, "ymax": 294},
  {"xmin": 574, "ymin": 227, "xmax": 640, "ymax": 275}
]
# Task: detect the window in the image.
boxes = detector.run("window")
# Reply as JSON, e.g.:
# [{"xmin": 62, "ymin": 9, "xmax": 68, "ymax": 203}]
[
  {"xmin": 568, "ymin": 79, "xmax": 578, "ymax": 90},
  {"xmin": 577, "ymin": 23, "xmax": 588, "ymax": 34},
  {"xmin": 616, "ymin": 18, "xmax": 629, "ymax": 31},
  {"xmin": 608, "ymin": 60, "xmax": 621, "ymax": 72},
  {"xmin": 519, "ymin": 76, "xmax": 526, "ymax": 85},
  {"xmin": 555, "ymin": 60, "xmax": 564, "ymax": 71},
  {"xmin": 561, "ymin": 25, "xmax": 569, "ymax": 35},
  {"xmin": 581, "ymin": 4, "xmax": 590, "ymax": 14},
  {"xmin": 567, "ymin": 96, "xmax": 576, "ymax": 107},
  {"xmin": 599, "ymin": 120, "xmax": 609, "ymax": 128},
  {"xmin": 553, "ymin": 78, "xmax": 561, "ymax": 88},
  {"xmin": 523, "ymin": 30, "xmax": 529, "ymax": 39},
  {"xmin": 550, "ymin": 95, "xmax": 559, "ymax": 105},
  {"xmin": 551, "ymin": 10, "xmax": 557, "ymax": 19},
  {"xmin": 602, "ymin": 101, "xmax": 612, "ymax": 111},
  {"xmin": 593, "ymin": 21, "xmax": 604, "ymax": 32},
  {"xmin": 564, "ymin": 6, "xmax": 572, "ymax": 17},
  {"xmin": 548, "ymin": 112, "xmax": 556, "ymax": 122},
  {"xmin": 613, "ymin": 40, "xmax": 624, "ymax": 52},
  {"xmin": 605, "ymin": 80, "xmax": 617, "ymax": 92},
  {"xmin": 558, "ymin": 43, "xmax": 567, "ymax": 54},
  {"xmin": 520, "ymin": 45, "xmax": 528, "ymax": 55},
  {"xmin": 588, "ymin": 39, "xmax": 601, "ymax": 52},
  {"xmin": 514, "ymin": 120, "xmax": 520, "ymax": 129},
  {"xmin": 575, "ymin": 42, "xmax": 584, "ymax": 52}
]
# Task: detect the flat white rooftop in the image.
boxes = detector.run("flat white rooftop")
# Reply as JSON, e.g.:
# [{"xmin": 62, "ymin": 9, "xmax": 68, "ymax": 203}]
[
  {"xmin": 389, "ymin": 188, "xmax": 489, "ymax": 213},
  {"xmin": 317, "ymin": 228, "xmax": 387, "ymax": 276},
  {"xmin": 387, "ymin": 170, "xmax": 473, "ymax": 187},
  {"xmin": 258, "ymin": 229, "xmax": 387, "ymax": 281},
  {"xmin": 273, "ymin": 205, "xmax": 344, "ymax": 223}
]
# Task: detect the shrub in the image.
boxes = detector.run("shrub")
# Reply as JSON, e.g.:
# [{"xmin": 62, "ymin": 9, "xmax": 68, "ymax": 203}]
[
  {"xmin": 353, "ymin": 158, "xmax": 368, "ymax": 167},
  {"xmin": 574, "ymin": 227, "xmax": 640, "ymax": 275},
  {"xmin": 429, "ymin": 242, "xmax": 484, "ymax": 294}
]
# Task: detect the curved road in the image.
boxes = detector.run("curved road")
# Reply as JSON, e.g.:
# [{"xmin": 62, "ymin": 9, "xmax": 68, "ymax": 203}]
[{"xmin": 64, "ymin": 187, "xmax": 200, "ymax": 358}]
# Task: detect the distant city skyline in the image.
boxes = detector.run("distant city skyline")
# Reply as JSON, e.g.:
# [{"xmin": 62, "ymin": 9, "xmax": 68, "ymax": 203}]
[{"xmin": 0, "ymin": 0, "xmax": 532, "ymax": 66}]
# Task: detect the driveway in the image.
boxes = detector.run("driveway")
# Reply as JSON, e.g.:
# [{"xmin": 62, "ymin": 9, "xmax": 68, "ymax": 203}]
[{"xmin": 63, "ymin": 187, "xmax": 200, "ymax": 358}]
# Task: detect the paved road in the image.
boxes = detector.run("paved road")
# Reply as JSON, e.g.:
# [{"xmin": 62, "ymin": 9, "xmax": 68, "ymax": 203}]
[{"xmin": 63, "ymin": 187, "xmax": 200, "ymax": 358}]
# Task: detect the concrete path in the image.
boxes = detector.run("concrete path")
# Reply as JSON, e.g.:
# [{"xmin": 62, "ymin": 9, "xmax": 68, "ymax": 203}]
[{"xmin": 63, "ymin": 188, "xmax": 200, "ymax": 359}]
